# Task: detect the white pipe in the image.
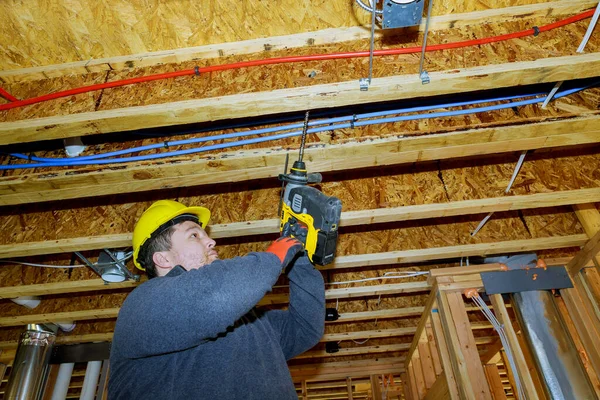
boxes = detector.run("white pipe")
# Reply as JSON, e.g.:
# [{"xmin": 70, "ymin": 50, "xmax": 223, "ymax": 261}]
[
  {"xmin": 51, "ymin": 363, "xmax": 74, "ymax": 400},
  {"xmin": 10, "ymin": 296, "xmax": 41, "ymax": 309},
  {"xmin": 577, "ymin": 2, "xmax": 600, "ymax": 53},
  {"xmin": 79, "ymin": 361, "xmax": 102, "ymax": 400}
]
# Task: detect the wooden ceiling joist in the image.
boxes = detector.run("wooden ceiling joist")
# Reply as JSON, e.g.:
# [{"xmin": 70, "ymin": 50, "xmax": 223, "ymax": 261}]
[
  {"xmin": 0, "ymin": 0, "xmax": 594, "ymax": 83},
  {"xmin": 296, "ymin": 344, "xmax": 412, "ymax": 360},
  {"xmin": 1, "ymin": 114, "xmax": 599, "ymax": 206},
  {"xmin": 321, "ymin": 322, "xmax": 492, "ymax": 343},
  {"xmin": 0, "ymin": 238, "xmax": 587, "ymax": 300},
  {"xmin": 0, "ymin": 297, "xmax": 508, "ymax": 328},
  {"xmin": 325, "ymin": 235, "xmax": 588, "ymax": 270},
  {"xmin": 2, "ymin": 53, "xmax": 600, "ymax": 145},
  {"xmin": 3, "ymin": 187, "xmax": 598, "ymax": 258}
]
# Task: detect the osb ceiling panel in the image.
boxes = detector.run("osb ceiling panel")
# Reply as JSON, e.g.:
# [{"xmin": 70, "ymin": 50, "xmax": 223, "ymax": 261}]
[{"xmin": 0, "ymin": 0, "xmax": 551, "ymax": 70}]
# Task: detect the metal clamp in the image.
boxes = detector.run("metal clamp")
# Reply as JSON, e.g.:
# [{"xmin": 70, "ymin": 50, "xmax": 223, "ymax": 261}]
[{"xmin": 359, "ymin": 78, "xmax": 370, "ymax": 91}]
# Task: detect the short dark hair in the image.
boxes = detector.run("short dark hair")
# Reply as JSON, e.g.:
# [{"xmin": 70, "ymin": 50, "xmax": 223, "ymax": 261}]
[{"xmin": 139, "ymin": 225, "xmax": 176, "ymax": 279}]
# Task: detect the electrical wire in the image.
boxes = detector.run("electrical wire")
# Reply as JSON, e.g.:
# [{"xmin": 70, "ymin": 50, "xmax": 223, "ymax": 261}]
[
  {"xmin": 472, "ymin": 295, "xmax": 526, "ymax": 399},
  {"xmin": 0, "ymin": 9, "xmax": 593, "ymax": 113},
  {"xmin": 0, "ymin": 87, "xmax": 17, "ymax": 102},
  {"xmin": 0, "ymin": 251, "xmax": 133, "ymax": 269},
  {"xmin": 10, "ymin": 92, "xmax": 543, "ymax": 164},
  {"xmin": 2, "ymin": 82, "xmax": 593, "ymax": 170},
  {"xmin": 326, "ymin": 271, "xmax": 428, "ymax": 285},
  {"xmin": 355, "ymin": 0, "xmax": 383, "ymax": 14},
  {"xmin": 471, "ymin": 150, "xmax": 528, "ymax": 236}
]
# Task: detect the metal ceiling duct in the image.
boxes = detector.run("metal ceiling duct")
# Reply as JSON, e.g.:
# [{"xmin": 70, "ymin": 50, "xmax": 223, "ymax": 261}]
[
  {"xmin": 4, "ymin": 324, "xmax": 57, "ymax": 400},
  {"xmin": 486, "ymin": 254, "xmax": 595, "ymax": 399}
]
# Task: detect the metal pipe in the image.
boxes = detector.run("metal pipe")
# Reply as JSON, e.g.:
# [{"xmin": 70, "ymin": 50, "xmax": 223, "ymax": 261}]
[
  {"xmin": 486, "ymin": 254, "xmax": 595, "ymax": 399},
  {"xmin": 50, "ymin": 363, "xmax": 74, "ymax": 400},
  {"xmin": 4, "ymin": 324, "xmax": 57, "ymax": 400},
  {"xmin": 79, "ymin": 360, "xmax": 102, "ymax": 400},
  {"xmin": 512, "ymin": 290, "xmax": 595, "ymax": 399}
]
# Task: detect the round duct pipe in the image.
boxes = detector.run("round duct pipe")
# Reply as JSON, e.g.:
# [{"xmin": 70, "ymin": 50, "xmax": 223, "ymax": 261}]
[{"xmin": 4, "ymin": 324, "xmax": 57, "ymax": 400}]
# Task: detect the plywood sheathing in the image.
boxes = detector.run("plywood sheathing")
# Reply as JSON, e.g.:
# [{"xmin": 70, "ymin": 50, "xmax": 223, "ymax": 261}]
[
  {"xmin": 0, "ymin": 16, "xmax": 597, "ymax": 123},
  {"xmin": 0, "ymin": 0, "xmax": 553, "ymax": 71},
  {"xmin": 0, "ymin": 147, "xmax": 596, "ymax": 347},
  {"xmin": 0, "ymin": 147, "xmax": 597, "ymax": 288}
]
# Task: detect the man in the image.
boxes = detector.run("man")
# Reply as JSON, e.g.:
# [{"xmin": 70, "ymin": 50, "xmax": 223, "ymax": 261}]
[{"xmin": 109, "ymin": 200, "xmax": 325, "ymax": 399}]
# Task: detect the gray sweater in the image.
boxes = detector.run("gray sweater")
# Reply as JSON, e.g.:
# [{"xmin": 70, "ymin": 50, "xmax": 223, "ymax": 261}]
[{"xmin": 108, "ymin": 252, "xmax": 325, "ymax": 399}]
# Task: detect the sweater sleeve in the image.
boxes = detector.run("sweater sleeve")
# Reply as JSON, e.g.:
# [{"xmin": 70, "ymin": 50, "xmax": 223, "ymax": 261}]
[
  {"xmin": 113, "ymin": 252, "xmax": 283, "ymax": 359},
  {"xmin": 266, "ymin": 255, "xmax": 325, "ymax": 360}
]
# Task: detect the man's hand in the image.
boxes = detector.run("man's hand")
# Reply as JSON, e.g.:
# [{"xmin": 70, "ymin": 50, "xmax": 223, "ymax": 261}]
[{"xmin": 266, "ymin": 237, "xmax": 304, "ymax": 270}]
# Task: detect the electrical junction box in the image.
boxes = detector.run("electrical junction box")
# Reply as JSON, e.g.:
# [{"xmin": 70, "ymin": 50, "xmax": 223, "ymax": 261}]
[{"xmin": 382, "ymin": 0, "xmax": 425, "ymax": 29}]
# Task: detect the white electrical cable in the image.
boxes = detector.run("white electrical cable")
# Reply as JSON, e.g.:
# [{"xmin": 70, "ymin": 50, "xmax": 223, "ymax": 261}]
[
  {"xmin": 0, "ymin": 252, "xmax": 133, "ymax": 269},
  {"xmin": 577, "ymin": 2, "xmax": 600, "ymax": 53},
  {"xmin": 327, "ymin": 271, "xmax": 428, "ymax": 285},
  {"xmin": 471, "ymin": 150, "xmax": 527, "ymax": 237},
  {"xmin": 274, "ymin": 272, "xmax": 427, "ymax": 289},
  {"xmin": 505, "ymin": 151, "xmax": 527, "ymax": 194},
  {"xmin": 472, "ymin": 295, "xmax": 526, "ymax": 399},
  {"xmin": 355, "ymin": 0, "xmax": 383, "ymax": 14}
]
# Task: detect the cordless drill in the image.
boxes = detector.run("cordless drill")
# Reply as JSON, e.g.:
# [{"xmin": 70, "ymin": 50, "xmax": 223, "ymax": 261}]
[{"xmin": 278, "ymin": 112, "xmax": 342, "ymax": 266}]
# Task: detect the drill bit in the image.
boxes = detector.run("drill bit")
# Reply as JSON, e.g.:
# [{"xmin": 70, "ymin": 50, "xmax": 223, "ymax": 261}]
[{"xmin": 298, "ymin": 111, "xmax": 310, "ymax": 163}]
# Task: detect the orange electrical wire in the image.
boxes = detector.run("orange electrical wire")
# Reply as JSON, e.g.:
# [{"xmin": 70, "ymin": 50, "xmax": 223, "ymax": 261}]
[{"xmin": 0, "ymin": 9, "xmax": 594, "ymax": 112}]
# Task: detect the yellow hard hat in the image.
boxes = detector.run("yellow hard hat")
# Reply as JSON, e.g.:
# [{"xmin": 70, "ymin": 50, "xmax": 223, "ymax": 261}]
[{"xmin": 132, "ymin": 200, "xmax": 210, "ymax": 271}]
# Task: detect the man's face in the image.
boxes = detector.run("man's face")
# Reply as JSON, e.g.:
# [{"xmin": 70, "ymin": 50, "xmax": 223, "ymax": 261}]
[{"xmin": 166, "ymin": 220, "xmax": 218, "ymax": 271}]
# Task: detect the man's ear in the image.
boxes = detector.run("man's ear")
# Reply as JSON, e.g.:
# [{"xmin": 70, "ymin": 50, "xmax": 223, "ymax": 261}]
[{"xmin": 152, "ymin": 251, "xmax": 175, "ymax": 274}]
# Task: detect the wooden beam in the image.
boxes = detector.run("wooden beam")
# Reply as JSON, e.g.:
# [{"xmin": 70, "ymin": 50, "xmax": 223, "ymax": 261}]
[
  {"xmin": 424, "ymin": 373, "xmax": 450, "ymax": 400},
  {"xmin": 0, "ymin": 235, "xmax": 587, "ymax": 299},
  {"xmin": 296, "ymin": 344, "xmax": 411, "ymax": 360},
  {"xmin": 444, "ymin": 292, "xmax": 492, "ymax": 399},
  {"xmin": 324, "ymin": 281, "xmax": 429, "ymax": 298},
  {"xmin": 371, "ymin": 375, "xmax": 383, "ymax": 400},
  {"xmin": 0, "ymin": 308, "xmax": 120, "ymax": 327},
  {"xmin": 436, "ymin": 292, "xmax": 478, "ymax": 399},
  {"xmin": 326, "ymin": 235, "xmax": 588, "ymax": 270},
  {"xmin": 483, "ymin": 364, "xmax": 507, "ymax": 400},
  {"xmin": 292, "ymin": 367, "xmax": 405, "ymax": 383},
  {"xmin": 0, "ymin": 333, "xmax": 500, "ymax": 360},
  {"xmin": 0, "ymin": 362, "xmax": 6, "ymax": 385},
  {"xmin": 3, "ymin": 187, "xmax": 598, "ymax": 257},
  {"xmin": 419, "ymin": 341, "xmax": 436, "ymax": 389},
  {"xmin": 347, "ymin": 378, "xmax": 353, "ymax": 400},
  {"xmin": 554, "ymin": 296, "xmax": 600, "ymax": 398},
  {"xmin": 489, "ymin": 294, "xmax": 538, "ymax": 399},
  {"xmin": 426, "ymin": 324, "xmax": 443, "ymax": 377},
  {"xmin": 0, "ymin": 279, "xmax": 140, "ymax": 299},
  {"xmin": 560, "ymin": 283, "xmax": 600, "ymax": 380},
  {"xmin": 4, "ymin": 0, "xmax": 595, "ymax": 83},
  {"xmin": 0, "ymin": 304, "xmax": 423, "ymax": 328},
  {"xmin": 2, "ymin": 114, "xmax": 600, "ymax": 206},
  {"xmin": 321, "ymin": 327, "xmax": 417, "ymax": 342},
  {"xmin": 3, "ymin": 52, "xmax": 600, "ymax": 145},
  {"xmin": 566, "ymin": 229, "xmax": 600, "ymax": 275},
  {"xmin": 335, "ymin": 307, "xmax": 424, "ymax": 323},
  {"xmin": 573, "ymin": 202, "xmax": 600, "ymax": 274},
  {"xmin": 406, "ymin": 289, "xmax": 438, "ymax": 364}
]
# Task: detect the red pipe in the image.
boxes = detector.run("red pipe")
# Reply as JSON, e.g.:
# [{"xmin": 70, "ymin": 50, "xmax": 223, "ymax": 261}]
[
  {"xmin": 0, "ymin": 9, "xmax": 594, "ymax": 113},
  {"xmin": 0, "ymin": 87, "xmax": 18, "ymax": 102}
]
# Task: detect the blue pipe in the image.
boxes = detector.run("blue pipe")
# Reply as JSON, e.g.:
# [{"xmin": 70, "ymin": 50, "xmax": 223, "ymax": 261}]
[
  {"xmin": 0, "ymin": 85, "xmax": 591, "ymax": 170},
  {"xmin": 12, "ymin": 93, "xmax": 542, "ymax": 163}
]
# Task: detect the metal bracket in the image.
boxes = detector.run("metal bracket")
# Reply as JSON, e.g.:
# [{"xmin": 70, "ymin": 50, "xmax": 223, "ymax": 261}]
[
  {"xmin": 359, "ymin": 78, "xmax": 370, "ymax": 91},
  {"xmin": 360, "ymin": 0, "xmax": 378, "ymax": 91},
  {"xmin": 481, "ymin": 266, "xmax": 573, "ymax": 295},
  {"xmin": 418, "ymin": 0, "xmax": 434, "ymax": 84}
]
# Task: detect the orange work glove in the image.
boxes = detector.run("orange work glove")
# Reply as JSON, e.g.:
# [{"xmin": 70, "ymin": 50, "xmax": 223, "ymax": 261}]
[{"xmin": 266, "ymin": 237, "xmax": 304, "ymax": 270}]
